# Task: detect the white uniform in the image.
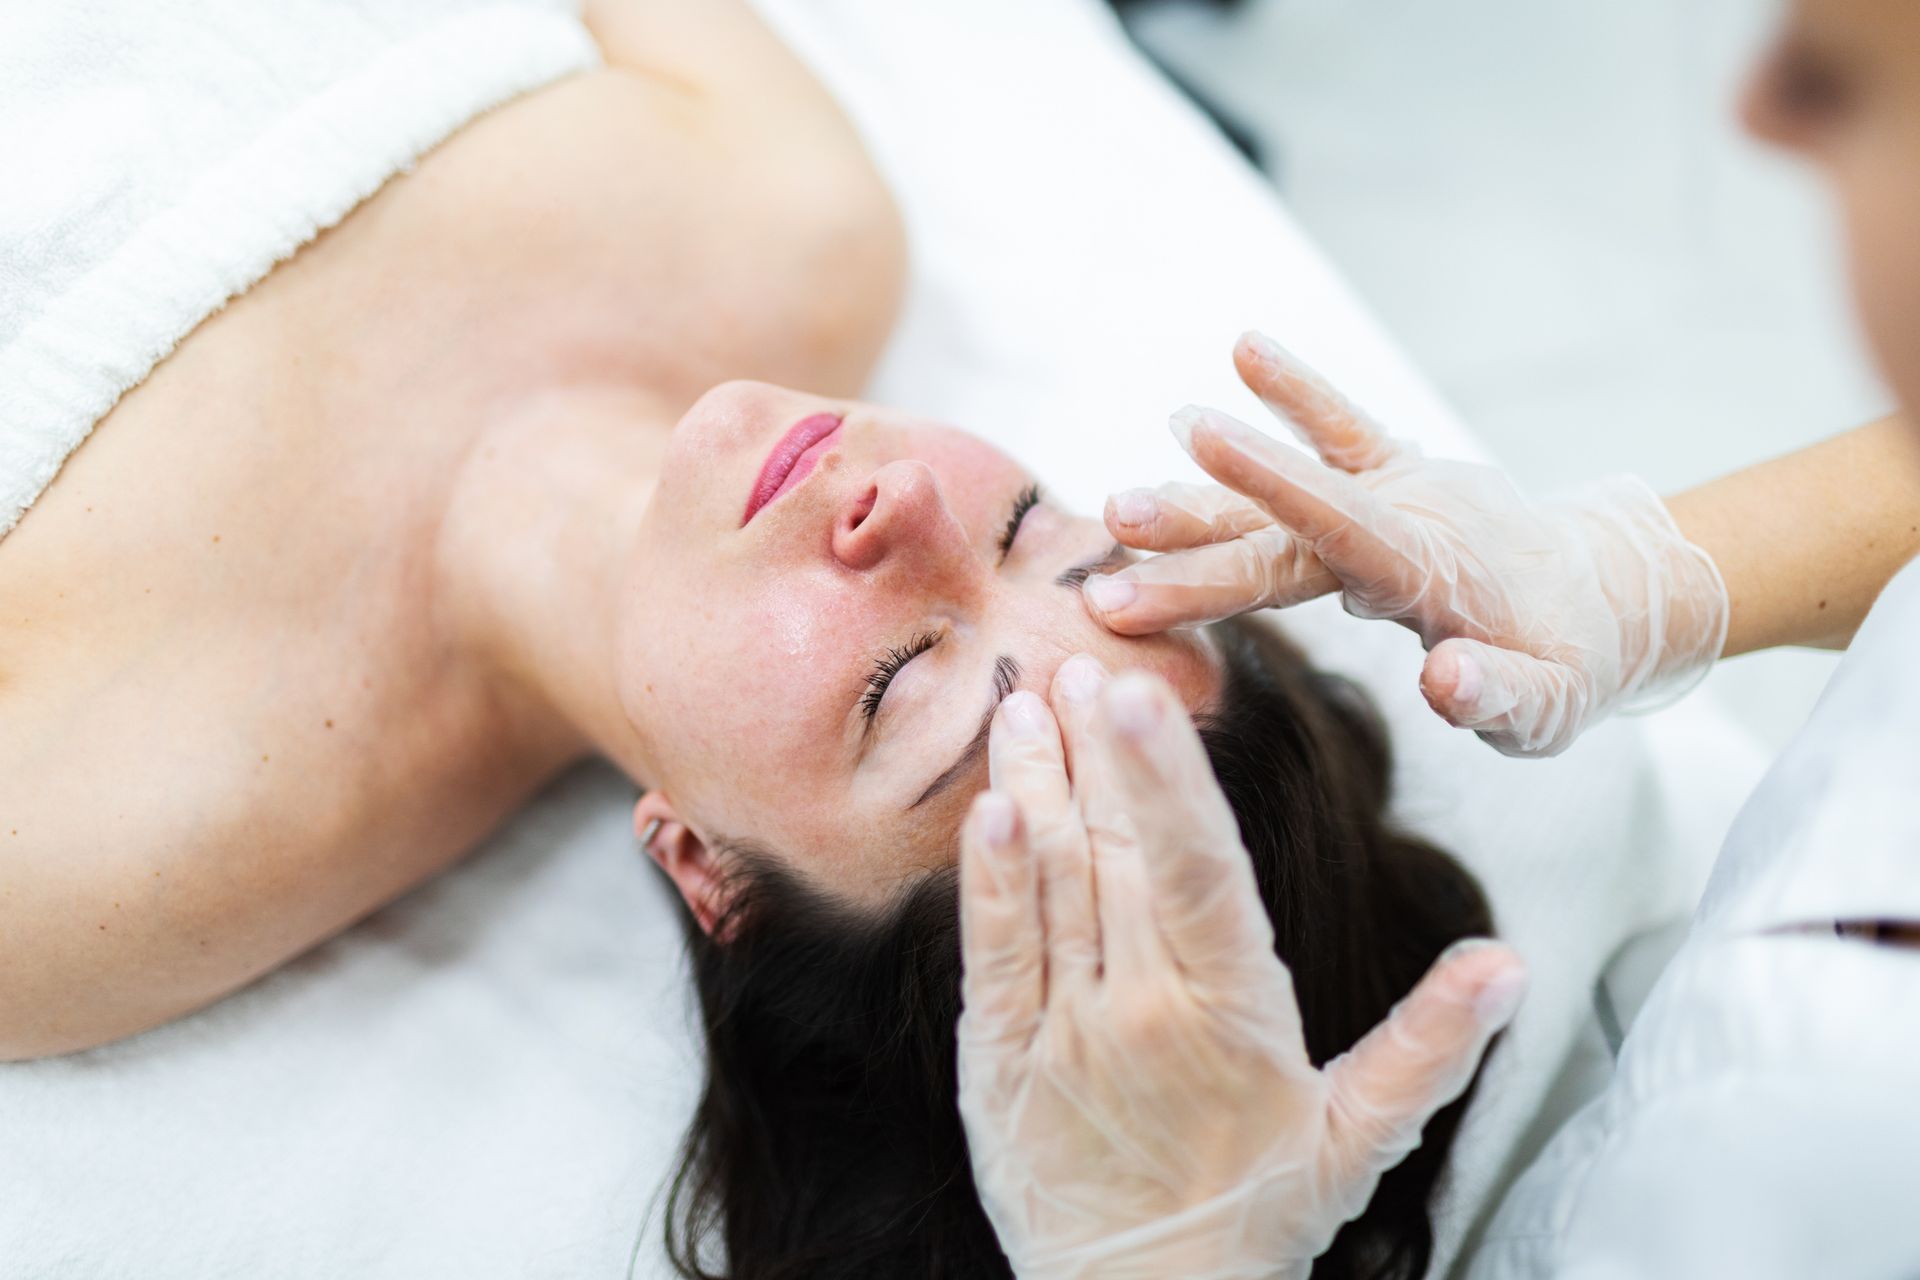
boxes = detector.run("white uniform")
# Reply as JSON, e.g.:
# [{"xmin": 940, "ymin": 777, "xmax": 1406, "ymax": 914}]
[{"xmin": 1469, "ymin": 554, "xmax": 1920, "ymax": 1278}]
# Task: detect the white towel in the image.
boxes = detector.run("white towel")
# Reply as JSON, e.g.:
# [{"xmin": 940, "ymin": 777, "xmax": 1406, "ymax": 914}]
[{"xmin": 0, "ymin": 0, "xmax": 597, "ymax": 540}]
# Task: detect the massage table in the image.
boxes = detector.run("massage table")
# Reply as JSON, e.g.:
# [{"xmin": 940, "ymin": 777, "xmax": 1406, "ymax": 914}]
[{"xmin": 0, "ymin": 3, "xmax": 1768, "ymax": 1275}]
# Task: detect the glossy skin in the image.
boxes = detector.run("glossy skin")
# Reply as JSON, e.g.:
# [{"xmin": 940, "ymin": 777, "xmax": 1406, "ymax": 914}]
[
  {"xmin": 1745, "ymin": 0, "xmax": 1920, "ymax": 420},
  {"xmin": 621, "ymin": 383, "xmax": 1217, "ymax": 923}
]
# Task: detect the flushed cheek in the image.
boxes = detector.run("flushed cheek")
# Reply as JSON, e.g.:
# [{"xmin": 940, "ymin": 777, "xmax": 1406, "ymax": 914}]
[{"xmin": 703, "ymin": 590, "xmax": 869, "ymax": 750}]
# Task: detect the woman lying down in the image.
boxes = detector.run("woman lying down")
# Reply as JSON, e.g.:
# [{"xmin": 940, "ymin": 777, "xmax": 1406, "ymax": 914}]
[{"xmin": 0, "ymin": 1, "xmax": 1499, "ymax": 1275}]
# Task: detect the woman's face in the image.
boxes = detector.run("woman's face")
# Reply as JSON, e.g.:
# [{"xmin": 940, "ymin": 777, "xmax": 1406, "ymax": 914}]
[
  {"xmin": 1746, "ymin": 0, "xmax": 1920, "ymax": 413},
  {"xmin": 620, "ymin": 381, "xmax": 1219, "ymax": 909}
]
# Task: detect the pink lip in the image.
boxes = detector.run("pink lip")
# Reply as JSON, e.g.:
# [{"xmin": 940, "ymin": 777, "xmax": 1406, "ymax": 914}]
[{"xmin": 742, "ymin": 412, "xmax": 844, "ymax": 525}]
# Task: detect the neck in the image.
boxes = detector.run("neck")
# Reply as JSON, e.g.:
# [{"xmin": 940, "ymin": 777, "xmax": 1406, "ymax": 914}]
[{"xmin": 435, "ymin": 382, "xmax": 677, "ymax": 784}]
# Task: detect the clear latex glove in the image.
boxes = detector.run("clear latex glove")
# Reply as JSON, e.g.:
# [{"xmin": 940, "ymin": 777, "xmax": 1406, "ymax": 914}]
[
  {"xmin": 957, "ymin": 655, "xmax": 1527, "ymax": 1280},
  {"xmin": 1085, "ymin": 333, "xmax": 1731, "ymax": 757},
  {"xmin": 1097, "ymin": 483, "xmax": 1341, "ymax": 634}
]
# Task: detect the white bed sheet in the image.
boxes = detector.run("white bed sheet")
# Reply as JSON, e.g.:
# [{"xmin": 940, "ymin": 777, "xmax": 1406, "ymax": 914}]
[{"xmin": 0, "ymin": 3, "xmax": 1769, "ymax": 1277}]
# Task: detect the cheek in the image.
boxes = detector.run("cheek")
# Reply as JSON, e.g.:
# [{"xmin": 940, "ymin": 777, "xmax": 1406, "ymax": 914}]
[{"xmin": 632, "ymin": 579, "xmax": 863, "ymax": 801}]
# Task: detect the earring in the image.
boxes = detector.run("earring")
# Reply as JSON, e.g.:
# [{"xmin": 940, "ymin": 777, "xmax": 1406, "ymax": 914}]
[{"xmin": 639, "ymin": 817, "xmax": 664, "ymax": 852}]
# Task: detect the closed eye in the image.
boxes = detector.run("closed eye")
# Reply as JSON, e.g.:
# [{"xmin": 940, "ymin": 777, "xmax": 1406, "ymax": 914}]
[
  {"xmin": 998, "ymin": 483, "xmax": 1042, "ymax": 562},
  {"xmin": 859, "ymin": 485, "xmax": 1041, "ymax": 737},
  {"xmin": 860, "ymin": 630, "xmax": 940, "ymax": 726}
]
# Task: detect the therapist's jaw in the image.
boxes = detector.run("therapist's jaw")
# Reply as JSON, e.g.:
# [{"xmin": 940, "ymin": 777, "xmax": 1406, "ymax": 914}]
[
  {"xmin": 1745, "ymin": 0, "xmax": 1920, "ymax": 413},
  {"xmin": 615, "ymin": 380, "xmax": 1220, "ymax": 925}
]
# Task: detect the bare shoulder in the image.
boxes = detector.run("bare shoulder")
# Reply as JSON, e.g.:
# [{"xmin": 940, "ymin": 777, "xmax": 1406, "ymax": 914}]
[
  {"xmin": 413, "ymin": 6, "xmax": 906, "ymax": 397},
  {"xmin": 580, "ymin": 0, "xmax": 834, "ymax": 105},
  {"xmin": 0, "ymin": 0, "xmax": 905, "ymax": 1060}
]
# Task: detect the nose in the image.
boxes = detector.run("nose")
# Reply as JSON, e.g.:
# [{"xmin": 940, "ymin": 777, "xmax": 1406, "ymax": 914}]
[{"xmin": 832, "ymin": 459, "xmax": 981, "ymax": 590}]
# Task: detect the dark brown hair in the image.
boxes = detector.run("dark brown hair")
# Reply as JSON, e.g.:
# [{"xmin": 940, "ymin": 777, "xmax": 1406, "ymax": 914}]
[{"xmin": 662, "ymin": 617, "xmax": 1493, "ymax": 1280}]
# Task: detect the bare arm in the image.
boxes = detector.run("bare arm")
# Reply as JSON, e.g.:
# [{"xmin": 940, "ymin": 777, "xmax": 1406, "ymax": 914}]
[{"xmin": 1666, "ymin": 415, "xmax": 1920, "ymax": 656}]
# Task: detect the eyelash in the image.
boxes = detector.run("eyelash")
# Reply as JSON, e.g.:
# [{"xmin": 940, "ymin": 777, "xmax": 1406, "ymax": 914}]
[
  {"xmin": 861, "ymin": 485, "xmax": 1042, "ymax": 725},
  {"xmin": 998, "ymin": 483, "xmax": 1042, "ymax": 559},
  {"xmin": 860, "ymin": 630, "xmax": 941, "ymax": 724},
  {"xmin": 1057, "ymin": 564, "xmax": 1097, "ymax": 591}
]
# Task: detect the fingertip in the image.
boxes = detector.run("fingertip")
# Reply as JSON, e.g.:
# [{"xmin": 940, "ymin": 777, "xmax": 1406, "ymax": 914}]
[
  {"xmin": 1169, "ymin": 405, "xmax": 1202, "ymax": 454},
  {"xmin": 1235, "ymin": 328, "xmax": 1285, "ymax": 370},
  {"xmin": 1106, "ymin": 489, "xmax": 1157, "ymax": 531},
  {"xmin": 1421, "ymin": 644, "xmax": 1482, "ymax": 720},
  {"xmin": 995, "ymin": 688, "xmax": 1052, "ymax": 737},
  {"xmin": 1474, "ymin": 961, "xmax": 1529, "ymax": 1031},
  {"xmin": 1051, "ymin": 652, "xmax": 1110, "ymax": 712},
  {"xmin": 1085, "ymin": 606, "xmax": 1163, "ymax": 638},
  {"xmin": 988, "ymin": 693, "xmax": 1061, "ymax": 789},
  {"xmin": 1431, "ymin": 938, "xmax": 1527, "ymax": 1031},
  {"xmin": 1082, "ymin": 573, "xmax": 1138, "ymax": 619}
]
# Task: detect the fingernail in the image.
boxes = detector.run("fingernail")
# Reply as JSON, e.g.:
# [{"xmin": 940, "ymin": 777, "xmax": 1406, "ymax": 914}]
[
  {"xmin": 1169, "ymin": 406, "xmax": 1203, "ymax": 453},
  {"xmin": 1106, "ymin": 676, "xmax": 1163, "ymax": 738},
  {"xmin": 1474, "ymin": 964, "xmax": 1528, "ymax": 1029},
  {"xmin": 1453, "ymin": 654, "xmax": 1483, "ymax": 708},
  {"xmin": 1055, "ymin": 653, "xmax": 1107, "ymax": 707},
  {"xmin": 1435, "ymin": 937, "xmax": 1526, "ymax": 1027},
  {"xmin": 1439, "ymin": 937, "xmax": 1502, "ymax": 964},
  {"xmin": 1242, "ymin": 330, "xmax": 1283, "ymax": 364},
  {"xmin": 1084, "ymin": 574, "xmax": 1136, "ymax": 615},
  {"xmin": 999, "ymin": 690, "xmax": 1050, "ymax": 738},
  {"xmin": 975, "ymin": 791, "xmax": 1017, "ymax": 850},
  {"xmin": 1108, "ymin": 490, "xmax": 1157, "ymax": 528},
  {"xmin": 1193, "ymin": 406, "xmax": 1254, "ymax": 447}
]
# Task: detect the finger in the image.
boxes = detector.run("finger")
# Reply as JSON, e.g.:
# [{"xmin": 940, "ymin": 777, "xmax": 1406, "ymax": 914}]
[
  {"xmin": 1321, "ymin": 938, "xmax": 1525, "ymax": 1185},
  {"xmin": 1106, "ymin": 483, "xmax": 1272, "ymax": 552},
  {"xmin": 1234, "ymin": 331, "xmax": 1407, "ymax": 473},
  {"xmin": 1098, "ymin": 673, "xmax": 1285, "ymax": 986},
  {"xmin": 958, "ymin": 791, "xmax": 1044, "ymax": 1052},
  {"xmin": 1048, "ymin": 655, "xmax": 1166, "ymax": 988},
  {"xmin": 989, "ymin": 691, "xmax": 1100, "ymax": 992},
  {"xmin": 1421, "ymin": 638, "xmax": 1595, "ymax": 759},
  {"xmin": 1084, "ymin": 529, "xmax": 1339, "ymax": 636},
  {"xmin": 1170, "ymin": 405, "xmax": 1426, "ymax": 614}
]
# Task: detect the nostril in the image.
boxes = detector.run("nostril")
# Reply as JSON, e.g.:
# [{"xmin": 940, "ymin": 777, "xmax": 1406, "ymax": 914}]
[{"xmin": 847, "ymin": 485, "xmax": 878, "ymax": 532}]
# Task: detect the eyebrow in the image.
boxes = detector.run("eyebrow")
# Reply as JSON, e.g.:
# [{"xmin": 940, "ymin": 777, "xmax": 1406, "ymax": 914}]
[
  {"xmin": 909, "ymin": 654, "xmax": 1020, "ymax": 811},
  {"xmin": 1058, "ymin": 542, "xmax": 1127, "ymax": 589}
]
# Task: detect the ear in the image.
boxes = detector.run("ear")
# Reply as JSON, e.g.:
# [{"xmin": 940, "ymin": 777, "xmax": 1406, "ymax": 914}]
[{"xmin": 634, "ymin": 791, "xmax": 725, "ymax": 935}]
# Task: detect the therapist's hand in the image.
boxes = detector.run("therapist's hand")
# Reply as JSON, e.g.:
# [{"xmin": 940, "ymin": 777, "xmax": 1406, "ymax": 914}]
[
  {"xmin": 957, "ymin": 657, "xmax": 1525, "ymax": 1280},
  {"xmin": 1084, "ymin": 333, "xmax": 1730, "ymax": 756}
]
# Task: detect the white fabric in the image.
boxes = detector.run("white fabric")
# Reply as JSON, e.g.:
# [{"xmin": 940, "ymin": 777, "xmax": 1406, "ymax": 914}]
[
  {"xmin": 0, "ymin": 2, "xmax": 1767, "ymax": 1277},
  {"xmin": 0, "ymin": 0, "xmax": 597, "ymax": 540},
  {"xmin": 1471, "ymin": 556, "xmax": 1920, "ymax": 1279}
]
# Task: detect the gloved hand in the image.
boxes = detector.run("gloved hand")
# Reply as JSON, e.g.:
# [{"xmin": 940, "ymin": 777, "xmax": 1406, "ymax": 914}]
[
  {"xmin": 957, "ymin": 655, "xmax": 1526, "ymax": 1280},
  {"xmin": 1083, "ymin": 332, "xmax": 1730, "ymax": 757}
]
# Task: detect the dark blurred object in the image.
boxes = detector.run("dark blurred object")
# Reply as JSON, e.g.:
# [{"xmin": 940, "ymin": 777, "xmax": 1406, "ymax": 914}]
[{"xmin": 1105, "ymin": 0, "xmax": 1265, "ymax": 167}]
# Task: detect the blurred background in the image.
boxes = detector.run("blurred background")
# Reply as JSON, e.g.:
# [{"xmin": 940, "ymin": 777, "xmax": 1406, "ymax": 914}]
[{"xmin": 1111, "ymin": 0, "xmax": 1892, "ymax": 752}]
